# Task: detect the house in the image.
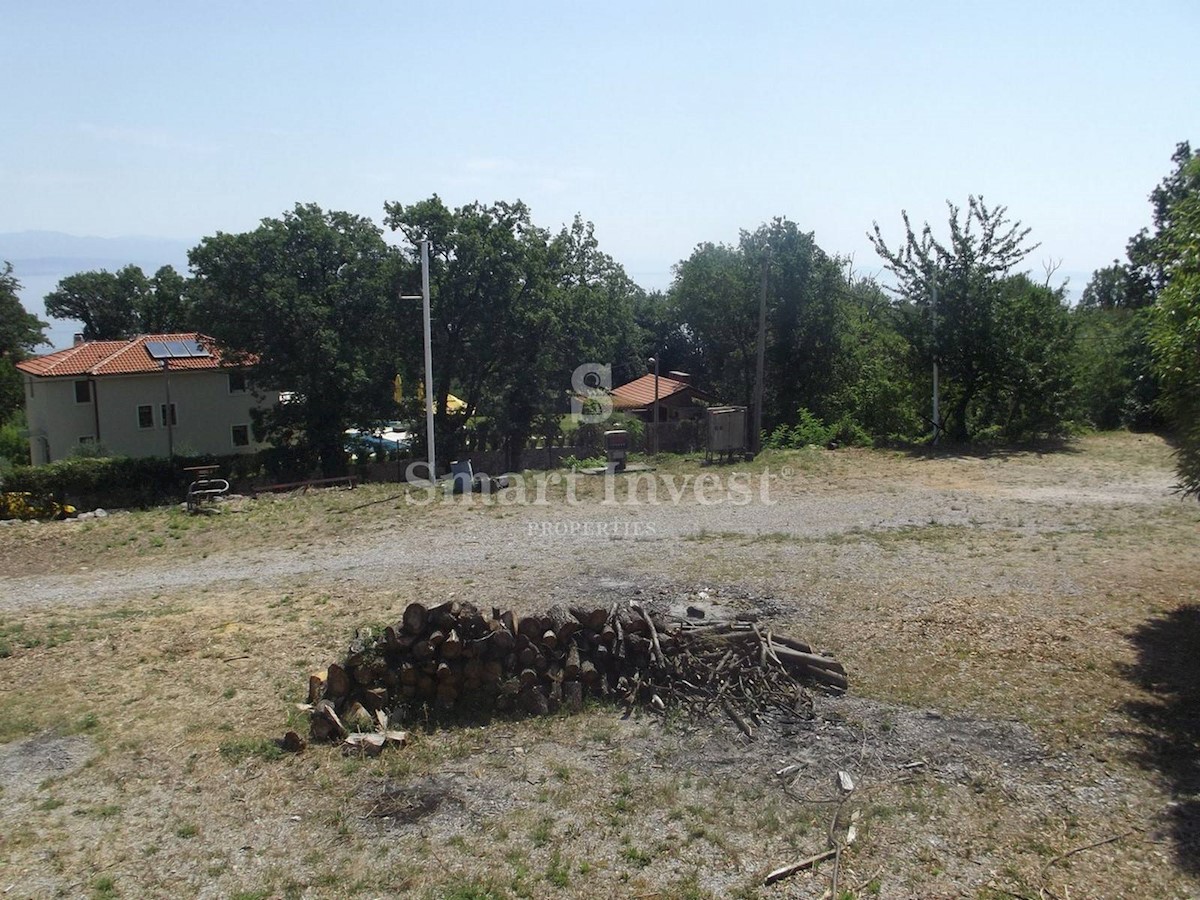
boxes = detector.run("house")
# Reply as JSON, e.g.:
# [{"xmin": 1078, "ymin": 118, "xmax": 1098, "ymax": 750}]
[
  {"xmin": 15, "ymin": 333, "xmax": 278, "ymax": 464},
  {"xmin": 610, "ymin": 371, "xmax": 712, "ymax": 423}
]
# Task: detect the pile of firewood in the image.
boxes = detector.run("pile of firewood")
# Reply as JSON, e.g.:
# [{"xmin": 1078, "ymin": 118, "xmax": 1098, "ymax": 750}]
[{"xmin": 305, "ymin": 600, "xmax": 846, "ymax": 743}]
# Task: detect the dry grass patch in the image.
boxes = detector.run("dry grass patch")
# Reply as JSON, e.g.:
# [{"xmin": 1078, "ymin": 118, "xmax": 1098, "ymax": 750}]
[{"xmin": 1, "ymin": 432, "xmax": 1198, "ymax": 898}]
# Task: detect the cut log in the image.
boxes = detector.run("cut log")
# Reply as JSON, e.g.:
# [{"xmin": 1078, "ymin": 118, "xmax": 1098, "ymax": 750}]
[
  {"xmin": 402, "ymin": 602, "xmax": 428, "ymax": 635},
  {"xmin": 441, "ymin": 629, "xmax": 463, "ymax": 660},
  {"xmin": 547, "ymin": 604, "xmax": 580, "ymax": 641},
  {"xmin": 579, "ymin": 658, "xmax": 599, "ymax": 687},
  {"xmin": 520, "ymin": 686, "xmax": 550, "ymax": 716},
  {"xmin": 308, "ymin": 669, "xmax": 328, "ymax": 704},
  {"xmin": 326, "ymin": 663, "xmax": 350, "ymax": 700},
  {"xmin": 563, "ymin": 680, "xmax": 584, "ymax": 712},
  {"xmin": 564, "ymin": 645, "xmax": 581, "ymax": 680},
  {"xmin": 427, "ymin": 600, "xmax": 460, "ymax": 630},
  {"xmin": 570, "ymin": 605, "xmax": 608, "ymax": 630},
  {"xmin": 768, "ymin": 645, "xmax": 847, "ymax": 676},
  {"xmin": 517, "ymin": 615, "xmax": 545, "ymax": 643},
  {"xmin": 500, "ymin": 609, "xmax": 517, "ymax": 637}
]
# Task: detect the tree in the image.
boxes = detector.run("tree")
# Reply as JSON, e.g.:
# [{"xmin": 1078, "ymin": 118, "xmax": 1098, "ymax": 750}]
[
  {"xmin": 43, "ymin": 264, "xmax": 195, "ymax": 339},
  {"xmin": 869, "ymin": 197, "xmax": 1072, "ymax": 442},
  {"xmin": 1, "ymin": 262, "xmax": 49, "ymax": 423},
  {"xmin": 663, "ymin": 218, "xmax": 918, "ymax": 444},
  {"xmin": 1128, "ymin": 142, "xmax": 1196, "ymax": 306},
  {"xmin": 189, "ymin": 203, "xmax": 406, "ymax": 475},
  {"xmin": 1080, "ymin": 261, "xmax": 1134, "ymax": 310},
  {"xmin": 664, "ymin": 240, "xmax": 757, "ymax": 408},
  {"xmin": 384, "ymin": 198, "xmax": 640, "ymax": 468},
  {"xmin": 44, "ymin": 265, "xmax": 145, "ymax": 339},
  {"xmin": 384, "ymin": 196, "xmax": 552, "ymax": 464},
  {"xmin": 1149, "ymin": 152, "xmax": 1200, "ymax": 496},
  {"xmin": 138, "ymin": 265, "xmax": 195, "ymax": 333}
]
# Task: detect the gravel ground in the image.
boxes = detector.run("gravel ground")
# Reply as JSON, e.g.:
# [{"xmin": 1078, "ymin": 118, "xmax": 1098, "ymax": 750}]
[
  {"xmin": 1, "ymin": 435, "xmax": 1197, "ymax": 899},
  {"xmin": 0, "ymin": 451, "xmax": 1177, "ymax": 612}
]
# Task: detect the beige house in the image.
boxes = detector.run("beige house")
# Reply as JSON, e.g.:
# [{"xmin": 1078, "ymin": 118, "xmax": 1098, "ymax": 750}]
[{"xmin": 16, "ymin": 333, "xmax": 277, "ymax": 465}]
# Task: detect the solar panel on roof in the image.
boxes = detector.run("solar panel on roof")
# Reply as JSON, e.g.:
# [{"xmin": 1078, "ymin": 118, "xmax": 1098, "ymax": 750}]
[{"xmin": 145, "ymin": 339, "xmax": 211, "ymax": 360}]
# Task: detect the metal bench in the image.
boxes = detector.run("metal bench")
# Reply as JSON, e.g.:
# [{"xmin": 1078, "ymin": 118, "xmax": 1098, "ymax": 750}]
[{"xmin": 184, "ymin": 465, "xmax": 230, "ymax": 513}]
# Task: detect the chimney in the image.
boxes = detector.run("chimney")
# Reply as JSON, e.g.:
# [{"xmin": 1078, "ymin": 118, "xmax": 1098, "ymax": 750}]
[
  {"xmin": 667, "ymin": 370, "xmax": 692, "ymax": 384},
  {"xmin": 73, "ymin": 333, "xmax": 85, "ymax": 346}
]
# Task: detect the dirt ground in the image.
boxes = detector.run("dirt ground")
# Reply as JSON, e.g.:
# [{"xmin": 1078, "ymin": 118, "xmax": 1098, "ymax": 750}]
[{"xmin": 1, "ymin": 431, "xmax": 1198, "ymax": 899}]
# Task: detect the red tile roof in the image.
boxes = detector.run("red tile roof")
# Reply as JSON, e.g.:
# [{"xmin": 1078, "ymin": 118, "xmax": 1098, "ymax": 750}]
[
  {"xmin": 16, "ymin": 333, "xmax": 233, "ymax": 378},
  {"xmin": 611, "ymin": 374, "xmax": 708, "ymax": 410}
]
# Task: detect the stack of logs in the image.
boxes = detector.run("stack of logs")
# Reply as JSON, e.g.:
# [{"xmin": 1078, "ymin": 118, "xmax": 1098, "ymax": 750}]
[{"xmin": 307, "ymin": 600, "xmax": 847, "ymax": 742}]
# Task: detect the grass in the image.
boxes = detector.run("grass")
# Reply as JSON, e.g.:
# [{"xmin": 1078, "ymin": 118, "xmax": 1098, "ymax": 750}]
[{"xmin": 0, "ymin": 433, "xmax": 1196, "ymax": 898}]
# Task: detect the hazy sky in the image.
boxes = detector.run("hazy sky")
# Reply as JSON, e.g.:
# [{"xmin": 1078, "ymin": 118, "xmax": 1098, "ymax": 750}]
[{"xmin": 4, "ymin": 0, "xmax": 1198, "ymax": 294}]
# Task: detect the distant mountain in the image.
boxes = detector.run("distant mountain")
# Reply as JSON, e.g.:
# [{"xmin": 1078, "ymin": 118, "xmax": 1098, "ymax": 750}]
[
  {"xmin": 0, "ymin": 231, "xmax": 194, "ymax": 350},
  {"xmin": 0, "ymin": 230, "xmax": 192, "ymax": 274}
]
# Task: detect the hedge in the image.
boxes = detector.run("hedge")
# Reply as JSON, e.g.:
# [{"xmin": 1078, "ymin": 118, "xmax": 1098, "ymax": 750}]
[{"xmin": 0, "ymin": 453, "xmax": 265, "ymax": 512}]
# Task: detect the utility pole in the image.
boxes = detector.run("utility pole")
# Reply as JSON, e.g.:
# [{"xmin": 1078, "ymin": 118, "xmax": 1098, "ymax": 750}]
[
  {"xmin": 420, "ymin": 238, "xmax": 435, "ymax": 480},
  {"xmin": 752, "ymin": 249, "xmax": 769, "ymax": 453},
  {"xmin": 647, "ymin": 356, "xmax": 660, "ymax": 456},
  {"xmin": 401, "ymin": 238, "xmax": 436, "ymax": 483},
  {"xmin": 162, "ymin": 358, "xmax": 174, "ymax": 459},
  {"xmin": 931, "ymin": 280, "xmax": 940, "ymax": 446}
]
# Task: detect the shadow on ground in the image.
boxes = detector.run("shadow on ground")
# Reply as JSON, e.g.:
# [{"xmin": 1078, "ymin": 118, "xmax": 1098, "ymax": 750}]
[
  {"xmin": 901, "ymin": 435, "xmax": 1082, "ymax": 460},
  {"xmin": 1123, "ymin": 604, "xmax": 1200, "ymax": 873}
]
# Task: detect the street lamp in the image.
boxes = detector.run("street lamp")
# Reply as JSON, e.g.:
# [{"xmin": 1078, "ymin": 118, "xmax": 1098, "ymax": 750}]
[
  {"xmin": 400, "ymin": 238, "xmax": 436, "ymax": 483},
  {"xmin": 647, "ymin": 356, "xmax": 659, "ymax": 456}
]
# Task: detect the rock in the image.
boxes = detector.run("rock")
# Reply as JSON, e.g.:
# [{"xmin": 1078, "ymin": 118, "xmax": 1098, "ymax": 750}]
[{"xmin": 94, "ymin": 509, "xmax": 108, "ymax": 518}]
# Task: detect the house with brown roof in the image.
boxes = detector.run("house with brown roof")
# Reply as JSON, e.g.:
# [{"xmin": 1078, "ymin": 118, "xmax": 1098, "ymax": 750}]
[
  {"xmin": 15, "ymin": 333, "xmax": 277, "ymax": 464},
  {"xmin": 610, "ymin": 371, "xmax": 712, "ymax": 422}
]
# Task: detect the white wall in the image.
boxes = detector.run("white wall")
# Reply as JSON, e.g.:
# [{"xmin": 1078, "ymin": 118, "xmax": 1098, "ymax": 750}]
[
  {"xmin": 24, "ymin": 376, "xmax": 97, "ymax": 464},
  {"xmin": 25, "ymin": 370, "xmax": 278, "ymax": 463}
]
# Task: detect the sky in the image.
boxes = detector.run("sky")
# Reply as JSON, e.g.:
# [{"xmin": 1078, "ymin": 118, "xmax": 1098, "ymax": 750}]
[{"xmin": 3, "ymin": 1, "xmax": 1198, "ymax": 346}]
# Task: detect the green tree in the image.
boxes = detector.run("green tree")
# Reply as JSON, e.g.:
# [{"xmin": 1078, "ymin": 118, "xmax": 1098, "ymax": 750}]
[
  {"xmin": 385, "ymin": 198, "xmax": 643, "ymax": 468},
  {"xmin": 633, "ymin": 289, "xmax": 702, "ymax": 378},
  {"xmin": 1, "ymin": 262, "xmax": 49, "ymax": 424},
  {"xmin": 190, "ymin": 203, "xmax": 406, "ymax": 475},
  {"xmin": 667, "ymin": 240, "xmax": 759, "ymax": 409},
  {"xmin": 384, "ymin": 196, "xmax": 553, "ymax": 464},
  {"xmin": 977, "ymin": 274, "xmax": 1076, "ymax": 439},
  {"xmin": 1149, "ymin": 153, "xmax": 1200, "ymax": 496},
  {"xmin": 1128, "ymin": 142, "xmax": 1196, "ymax": 306},
  {"xmin": 1080, "ymin": 261, "xmax": 1135, "ymax": 310},
  {"xmin": 138, "ymin": 265, "xmax": 195, "ymax": 333},
  {"xmin": 44, "ymin": 264, "xmax": 195, "ymax": 339},
  {"xmin": 44, "ymin": 265, "xmax": 145, "ymax": 339},
  {"xmin": 870, "ymin": 197, "xmax": 1071, "ymax": 442},
  {"xmin": 664, "ymin": 219, "xmax": 919, "ymax": 444}
]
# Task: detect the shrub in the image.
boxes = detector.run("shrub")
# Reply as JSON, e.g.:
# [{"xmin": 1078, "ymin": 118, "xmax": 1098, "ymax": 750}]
[
  {"xmin": 764, "ymin": 408, "xmax": 836, "ymax": 449},
  {"xmin": 0, "ymin": 414, "xmax": 30, "ymax": 468},
  {"xmin": 2, "ymin": 452, "xmax": 269, "ymax": 511}
]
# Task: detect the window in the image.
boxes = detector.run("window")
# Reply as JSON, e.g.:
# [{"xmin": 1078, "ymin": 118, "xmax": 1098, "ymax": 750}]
[
  {"xmin": 79, "ymin": 436, "xmax": 95, "ymax": 446},
  {"xmin": 74, "ymin": 380, "xmax": 91, "ymax": 403},
  {"xmin": 137, "ymin": 405, "xmax": 154, "ymax": 429},
  {"xmin": 231, "ymin": 424, "xmax": 250, "ymax": 448},
  {"xmin": 160, "ymin": 403, "xmax": 177, "ymax": 427},
  {"xmin": 228, "ymin": 372, "xmax": 247, "ymax": 393}
]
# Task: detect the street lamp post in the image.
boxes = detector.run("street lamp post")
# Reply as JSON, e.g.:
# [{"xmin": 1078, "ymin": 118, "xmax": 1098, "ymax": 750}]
[
  {"xmin": 647, "ymin": 356, "xmax": 659, "ymax": 456},
  {"xmin": 401, "ymin": 238, "xmax": 436, "ymax": 483},
  {"xmin": 161, "ymin": 358, "xmax": 174, "ymax": 459}
]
